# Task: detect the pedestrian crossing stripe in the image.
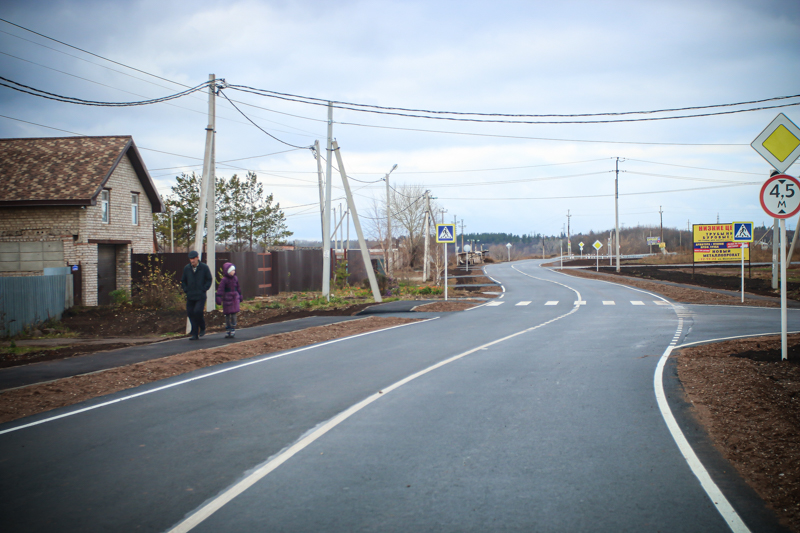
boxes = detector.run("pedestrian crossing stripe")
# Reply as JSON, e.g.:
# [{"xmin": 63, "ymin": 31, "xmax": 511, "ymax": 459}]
[
  {"xmin": 516, "ymin": 301, "xmax": 531, "ymax": 306},
  {"xmin": 602, "ymin": 301, "xmax": 615, "ymax": 305},
  {"xmin": 631, "ymin": 301, "xmax": 644, "ymax": 305},
  {"xmin": 545, "ymin": 301, "xmax": 559, "ymax": 305}
]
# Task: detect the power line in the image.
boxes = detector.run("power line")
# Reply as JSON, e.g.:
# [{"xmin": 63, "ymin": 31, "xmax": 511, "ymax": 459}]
[
  {"xmin": 0, "ymin": 75, "xmax": 213, "ymax": 107},
  {"xmin": 231, "ymin": 85, "xmax": 800, "ymax": 119},
  {"xmin": 0, "ymin": 17, "xmax": 188, "ymax": 88},
  {"xmin": 228, "ymin": 84, "xmax": 800, "ymax": 124},
  {"xmin": 218, "ymin": 88, "xmax": 312, "ymax": 150},
  {"xmin": 437, "ymin": 182, "xmax": 757, "ymax": 200}
]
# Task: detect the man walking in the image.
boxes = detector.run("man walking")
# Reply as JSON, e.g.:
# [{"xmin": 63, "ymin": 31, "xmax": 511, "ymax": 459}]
[{"xmin": 181, "ymin": 250, "xmax": 213, "ymax": 340}]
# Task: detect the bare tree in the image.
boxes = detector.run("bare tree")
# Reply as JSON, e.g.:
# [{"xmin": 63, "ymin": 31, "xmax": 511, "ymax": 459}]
[{"xmin": 390, "ymin": 184, "xmax": 428, "ymax": 269}]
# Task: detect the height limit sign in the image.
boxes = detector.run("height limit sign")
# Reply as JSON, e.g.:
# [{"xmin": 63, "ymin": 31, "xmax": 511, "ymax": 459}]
[{"xmin": 760, "ymin": 174, "xmax": 800, "ymax": 219}]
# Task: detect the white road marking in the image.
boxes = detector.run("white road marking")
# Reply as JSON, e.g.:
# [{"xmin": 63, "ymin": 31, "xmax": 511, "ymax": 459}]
[
  {"xmin": 486, "ymin": 301, "xmax": 504, "ymax": 307},
  {"xmin": 656, "ymin": 337, "xmax": 751, "ymax": 533},
  {"xmin": 544, "ymin": 301, "xmax": 559, "ymax": 306},
  {"xmin": 168, "ymin": 269, "xmax": 585, "ymax": 533},
  {"xmin": 631, "ymin": 301, "xmax": 645, "ymax": 305},
  {"xmin": 602, "ymin": 301, "xmax": 615, "ymax": 305},
  {"xmin": 0, "ymin": 319, "xmax": 436, "ymax": 436},
  {"xmin": 574, "ymin": 301, "xmax": 586, "ymax": 305},
  {"xmin": 543, "ymin": 262, "xmax": 750, "ymax": 532},
  {"xmin": 516, "ymin": 301, "xmax": 531, "ymax": 306}
]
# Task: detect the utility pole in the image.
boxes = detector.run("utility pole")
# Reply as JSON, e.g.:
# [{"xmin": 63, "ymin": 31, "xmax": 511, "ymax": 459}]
[
  {"xmin": 615, "ymin": 157, "xmax": 621, "ymax": 272},
  {"xmin": 460, "ymin": 219, "xmax": 466, "ymax": 268},
  {"xmin": 206, "ymin": 95, "xmax": 216, "ymax": 311},
  {"xmin": 383, "ymin": 164, "xmax": 397, "ymax": 277},
  {"xmin": 566, "ymin": 210, "xmax": 572, "ymax": 258},
  {"xmin": 322, "ymin": 102, "xmax": 333, "ymax": 300},
  {"xmin": 188, "ymin": 74, "xmax": 217, "ymax": 332},
  {"xmin": 423, "ymin": 191, "xmax": 430, "ymax": 282},
  {"xmin": 315, "ymin": 140, "xmax": 325, "ymax": 246}
]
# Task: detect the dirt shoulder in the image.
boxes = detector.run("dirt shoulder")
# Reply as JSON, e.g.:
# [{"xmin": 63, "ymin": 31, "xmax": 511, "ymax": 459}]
[
  {"xmin": 0, "ymin": 316, "xmax": 419, "ymax": 425},
  {"xmin": 561, "ymin": 268, "xmax": 779, "ymax": 307},
  {"xmin": 677, "ymin": 336, "xmax": 800, "ymax": 532}
]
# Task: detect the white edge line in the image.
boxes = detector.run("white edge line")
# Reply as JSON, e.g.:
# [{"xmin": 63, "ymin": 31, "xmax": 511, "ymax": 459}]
[
  {"xmin": 531, "ymin": 260, "xmax": 750, "ymax": 531},
  {"xmin": 0, "ymin": 318, "xmax": 439, "ymax": 436},
  {"xmin": 655, "ymin": 345, "xmax": 751, "ymax": 533},
  {"xmin": 168, "ymin": 288, "xmax": 583, "ymax": 533},
  {"xmin": 674, "ymin": 330, "xmax": 800, "ymax": 349}
]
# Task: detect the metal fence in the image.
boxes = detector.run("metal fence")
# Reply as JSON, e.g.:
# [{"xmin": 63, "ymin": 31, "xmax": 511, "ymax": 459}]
[
  {"xmin": 0, "ymin": 274, "xmax": 69, "ymax": 337},
  {"xmin": 131, "ymin": 249, "xmax": 327, "ymax": 298}
]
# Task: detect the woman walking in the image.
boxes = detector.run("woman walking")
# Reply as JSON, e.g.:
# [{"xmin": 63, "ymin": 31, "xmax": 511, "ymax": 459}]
[{"xmin": 215, "ymin": 262, "xmax": 242, "ymax": 338}]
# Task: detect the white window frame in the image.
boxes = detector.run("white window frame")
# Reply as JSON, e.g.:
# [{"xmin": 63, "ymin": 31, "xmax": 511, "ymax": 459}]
[
  {"xmin": 100, "ymin": 189, "xmax": 110, "ymax": 224},
  {"xmin": 131, "ymin": 193, "xmax": 139, "ymax": 225}
]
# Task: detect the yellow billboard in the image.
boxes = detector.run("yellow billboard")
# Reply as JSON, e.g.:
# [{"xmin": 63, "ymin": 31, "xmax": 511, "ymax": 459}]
[{"xmin": 693, "ymin": 224, "xmax": 750, "ymax": 262}]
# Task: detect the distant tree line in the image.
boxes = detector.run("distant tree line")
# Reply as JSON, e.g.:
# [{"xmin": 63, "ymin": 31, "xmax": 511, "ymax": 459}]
[{"xmin": 154, "ymin": 171, "xmax": 292, "ymax": 252}]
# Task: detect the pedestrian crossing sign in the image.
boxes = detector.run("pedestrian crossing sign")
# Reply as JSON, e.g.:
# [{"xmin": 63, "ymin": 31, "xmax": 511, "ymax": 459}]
[
  {"xmin": 733, "ymin": 221, "xmax": 753, "ymax": 242},
  {"xmin": 436, "ymin": 224, "xmax": 456, "ymax": 243}
]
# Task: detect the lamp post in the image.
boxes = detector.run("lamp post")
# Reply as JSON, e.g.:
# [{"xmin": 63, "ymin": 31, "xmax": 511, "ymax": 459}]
[{"xmin": 384, "ymin": 164, "xmax": 398, "ymax": 276}]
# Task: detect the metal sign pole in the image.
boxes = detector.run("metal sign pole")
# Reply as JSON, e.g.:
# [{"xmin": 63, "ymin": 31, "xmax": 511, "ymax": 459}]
[
  {"xmin": 781, "ymin": 219, "xmax": 788, "ymax": 360},
  {"xmin": 741, "ymin": 243, "xmax": 746, "ymax": 303},
  {"xmin": 444, "ymin": 242, "xmax": 448, "ymax": 301}
]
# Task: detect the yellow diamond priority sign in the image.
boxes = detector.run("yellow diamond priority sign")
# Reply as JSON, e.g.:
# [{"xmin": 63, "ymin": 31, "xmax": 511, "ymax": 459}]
[{"xmin": 752, "ymin": 113, "xmax": 800, "ymax": 173}]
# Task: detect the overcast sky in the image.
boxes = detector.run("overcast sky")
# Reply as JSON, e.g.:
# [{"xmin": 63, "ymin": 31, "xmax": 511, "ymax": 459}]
[{"xmin": 1, "ymin": 0, "xmax": 799, "ymax": 242}]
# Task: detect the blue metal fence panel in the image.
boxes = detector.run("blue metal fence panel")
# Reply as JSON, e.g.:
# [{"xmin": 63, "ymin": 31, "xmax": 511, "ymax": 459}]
[{"xmin": 0, "ymin": 275, "xmax": 67, "ymax": 337}]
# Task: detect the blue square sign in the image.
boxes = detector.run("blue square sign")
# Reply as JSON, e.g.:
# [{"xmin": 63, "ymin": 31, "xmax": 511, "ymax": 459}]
[
  {"xmin": 733, "ymin": 222, "xmax": 753, "ymax": 242},
  {"xmin": 436, "ymin": 224, "xmax": 456, "ymax": 243}
]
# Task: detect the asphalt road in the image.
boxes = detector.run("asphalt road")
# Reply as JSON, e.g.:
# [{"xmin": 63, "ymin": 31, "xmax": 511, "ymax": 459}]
[{"xmin": 2, "ymin": 259, "xmax": 798, "ymax": 532}]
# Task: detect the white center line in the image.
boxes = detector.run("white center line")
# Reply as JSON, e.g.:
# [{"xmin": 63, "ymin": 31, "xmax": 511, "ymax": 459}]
[
  {"xmin": 602, "ymin": 301, "xmax": 615, "ymax": 305},
  {"xmin": 486, "ymin": 301, "xmax": 504, "ymax": 306},
  {"xmin": 544, "ymin": 301, "xmax": 559, "ymax": 306},
  {"xmin": 631, "ymin": 301, "xmax": 645, "ymax": 305},
  {"xmin": 516, "ymin": 301, "xmax": 531, "ymax": 306}
]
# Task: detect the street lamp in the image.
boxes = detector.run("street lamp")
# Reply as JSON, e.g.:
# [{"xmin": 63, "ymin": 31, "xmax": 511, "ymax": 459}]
[{"xmin": 384, "ymin": 164, "xmax": 398, "ymax": 276}]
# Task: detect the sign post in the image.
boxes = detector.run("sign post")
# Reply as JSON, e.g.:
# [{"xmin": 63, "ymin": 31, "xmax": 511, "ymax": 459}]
[
  {"xmin": 758, "ymin": 174, "xmax": 800, "ymax": 360},
  {"xmin": 436, "ymin": 224, "xmax": 456, "ymax": 301},
  {"xmin": 579, "ymin": 242, "xmax": 584, "ymax": 257},
  {"xmin": 592, "ymin": 240, "xmax": 602, "ymax": 271},
  {"xmin": 733, "ymin": 222, "xmax": 753, "ymax": 303}
]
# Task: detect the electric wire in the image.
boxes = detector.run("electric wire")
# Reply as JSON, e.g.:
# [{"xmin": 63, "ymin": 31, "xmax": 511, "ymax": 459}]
[
  {"xmin": 218, "ymin": 89, "xmax": 312, "ymax": 150},
  {"xmin": 0, "ymin": 75, "xmax": 213, "ymax": 106},
  {"xmin": 228, "ymin": 85, "xmax": 800, "ymax": 124},
  {"xmin": 230, "ymin": 85, "xmax": 800, "ymax": 119},
  {"xmin": 437, "ymin": 181, "xmax": 757, "ymax": 200}
]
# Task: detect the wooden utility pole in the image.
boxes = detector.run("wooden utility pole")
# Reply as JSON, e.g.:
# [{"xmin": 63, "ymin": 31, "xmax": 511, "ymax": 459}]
[{"xmin": 322, "ymin": 103, "xmax": 333, "ymax": 300}]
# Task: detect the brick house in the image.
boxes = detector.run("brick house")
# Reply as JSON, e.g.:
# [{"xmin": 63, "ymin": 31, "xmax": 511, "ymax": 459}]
[{"xmin": 0, "ymin": 136, "xmax": 164, "ymax": 305}]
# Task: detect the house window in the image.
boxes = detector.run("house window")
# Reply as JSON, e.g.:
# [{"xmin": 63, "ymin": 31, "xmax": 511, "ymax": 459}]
[
  {"xmin": 101, "ymin": 190, "xmax": 110, "ymax": 223},
  {"xmin": 131, "ymin": 193, "xmax": 139, "ymax": 225}
]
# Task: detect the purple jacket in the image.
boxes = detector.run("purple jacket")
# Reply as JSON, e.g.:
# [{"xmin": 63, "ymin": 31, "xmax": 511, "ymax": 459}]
[{"xmin": 215, "ymin": 262, "xmax": 242, "ymax": 314}]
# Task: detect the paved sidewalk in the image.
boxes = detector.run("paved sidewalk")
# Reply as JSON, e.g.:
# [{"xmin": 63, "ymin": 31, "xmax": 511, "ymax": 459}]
[{"xmin": 0, "ymin": 300, "xmax": 447, "ymax": 392}]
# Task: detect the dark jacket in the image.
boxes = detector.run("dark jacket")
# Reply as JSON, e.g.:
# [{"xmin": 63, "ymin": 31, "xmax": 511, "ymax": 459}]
[
  {"xmin": 181, "ymin": 261, "xmax": 213, "ymax": 301},
  {"xmin": 215, "ymin": 262, "xmax": 242, "ymax": 314}
]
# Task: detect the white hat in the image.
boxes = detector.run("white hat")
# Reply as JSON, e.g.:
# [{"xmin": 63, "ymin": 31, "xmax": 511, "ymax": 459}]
[{"xmin": 227, "ymin": 265, "xmax": 236, "ymax": 275}]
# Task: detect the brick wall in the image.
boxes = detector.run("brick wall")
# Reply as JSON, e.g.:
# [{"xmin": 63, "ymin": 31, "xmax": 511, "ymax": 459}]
[{"xmin": 0, "ymin": 154, "xmax": 158, "ymax": 305}]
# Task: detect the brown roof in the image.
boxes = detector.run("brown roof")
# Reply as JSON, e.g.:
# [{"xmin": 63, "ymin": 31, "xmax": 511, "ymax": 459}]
[{"xmin": 0, "ymin": 135, "xmax": 163, "ymax": 212}]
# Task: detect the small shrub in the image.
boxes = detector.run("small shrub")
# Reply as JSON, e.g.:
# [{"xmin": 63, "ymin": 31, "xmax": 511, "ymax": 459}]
[
  {"xmin": 133, "ymin": 256, "xmax": 186, "ymax": 310},
  {"xmin": 333, "ymin": 260, "xmax": 349, "ymax": 290},
  {"xmin": 109, "ymin": 289, "xmax": 131, "ymax": 306}
]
